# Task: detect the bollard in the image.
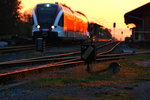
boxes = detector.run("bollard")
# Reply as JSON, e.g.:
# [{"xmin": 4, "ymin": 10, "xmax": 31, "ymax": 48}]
[{"xmin": 35, "ymin": 38, "xmax": 45, "ymax": 53}]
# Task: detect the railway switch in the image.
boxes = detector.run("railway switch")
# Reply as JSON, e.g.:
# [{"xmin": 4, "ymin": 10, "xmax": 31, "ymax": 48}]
[
  {"xmin": 81, "ymin": 44, "xmax": 96, "ymax": 72},
  {"xmin": 81, "ymin": 44, "xmax": 96, "ymax": 62}
]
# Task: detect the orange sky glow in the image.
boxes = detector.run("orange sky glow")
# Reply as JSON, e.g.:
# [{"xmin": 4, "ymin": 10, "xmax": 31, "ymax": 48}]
[{"xmin": 21, "ymin": 0, "xmax": 150, "ymax": 40}]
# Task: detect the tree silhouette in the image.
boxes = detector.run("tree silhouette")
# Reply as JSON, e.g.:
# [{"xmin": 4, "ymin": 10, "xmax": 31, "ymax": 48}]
[
  {"xmin": 0, "ymin": 0, "xmax": 21, "ymax": 37},
  {"xmin": 18, "ymin": 10, "xmax": 32, "ymax": 38}
]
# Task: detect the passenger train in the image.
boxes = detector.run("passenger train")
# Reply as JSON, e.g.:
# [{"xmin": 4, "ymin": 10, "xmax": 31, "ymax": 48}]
[{"xmin": 32, "ymin": 3, "xmax": 89, "ymax": 41}]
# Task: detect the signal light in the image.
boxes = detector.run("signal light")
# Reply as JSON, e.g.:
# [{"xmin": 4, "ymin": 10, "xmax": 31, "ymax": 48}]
[{"xmin": 113, "ymin": 22, "xmax": 116, "ymax": 28}]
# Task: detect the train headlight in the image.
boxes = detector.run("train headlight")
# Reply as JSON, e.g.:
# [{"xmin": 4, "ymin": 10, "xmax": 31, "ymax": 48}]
[
  {"xmin": 46, "ymin": 4, "xmax": 50, "ymax": 7},
  {"xmin": 36, "ymin": 25, "xmax": 40, "ymax": 29},
  {"xmin": 51, "ymin": 25, "xmax": 56, "ymax": 29}
]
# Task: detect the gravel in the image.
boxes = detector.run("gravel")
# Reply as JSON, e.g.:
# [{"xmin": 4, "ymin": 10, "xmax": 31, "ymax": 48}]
[
  {"xmin": 1, "ymin": 80, "xmax": 150, "ymax": 100},
  {"xmin": 0, "ymin": 83, "xmax": 118, "ymax": 100}
]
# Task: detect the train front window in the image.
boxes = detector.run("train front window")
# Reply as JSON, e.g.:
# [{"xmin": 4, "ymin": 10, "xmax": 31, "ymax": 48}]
[
  {"xmin": 58, "ymin": 13, "xmax": 64, "ymax": 27},
  {"xmin": 37, "ymin": 5, "xmax": 57, "ymax": 27}
]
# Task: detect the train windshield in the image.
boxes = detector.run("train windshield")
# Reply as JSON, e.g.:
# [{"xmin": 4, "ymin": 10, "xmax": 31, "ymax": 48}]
[{"xmin": 37, "ymin": 4, "xmax": 58, "ymax": 28}]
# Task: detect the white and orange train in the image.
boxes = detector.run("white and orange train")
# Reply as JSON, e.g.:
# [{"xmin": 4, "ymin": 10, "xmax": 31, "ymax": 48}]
[{"xmin": 32, "ymin": 3, "xmax": 89, "ymax": 41}]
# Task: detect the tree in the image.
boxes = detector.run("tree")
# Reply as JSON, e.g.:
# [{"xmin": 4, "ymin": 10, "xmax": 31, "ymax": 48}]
[
  {"xmin": 18, "ymin": 10, "xmax": 32, "ymax": 38},
  {"xmin": 0, "ymin": 0, "xmax": 21, "ymax": 37}
]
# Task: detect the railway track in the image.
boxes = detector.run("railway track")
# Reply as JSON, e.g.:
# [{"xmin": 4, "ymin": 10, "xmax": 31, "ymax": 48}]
[
  {"xmin": 0, "ymin": 41, "xmax": 114, "ymax": 68},
  {"xmin": 1, "ymin": 41, "xmax": 149, "ymax": 83},
  {"xmin": 0, "ymin": 40, "xmax": 110, "ymax": 54},
  {"xmin": 0, "ymin": 41, "xmax": 116, "ymax": 80},
  {"xmin": 0, "ymin": 44, "xmax": 35, "ymax": 53},
  {"xmin": 0, "ymin": 42, "xmax": 59, "ymax": 53}
]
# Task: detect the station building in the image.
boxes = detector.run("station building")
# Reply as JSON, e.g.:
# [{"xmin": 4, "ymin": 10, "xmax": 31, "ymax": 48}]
[{"xmin": 124, "ymin": 2, "xmax": 150, "ymax": 42}]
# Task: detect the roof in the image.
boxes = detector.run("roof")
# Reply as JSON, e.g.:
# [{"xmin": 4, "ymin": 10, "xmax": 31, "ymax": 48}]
[{"xmin": 124, "ymin": 2, "xmax": 150, "ymax": 24}]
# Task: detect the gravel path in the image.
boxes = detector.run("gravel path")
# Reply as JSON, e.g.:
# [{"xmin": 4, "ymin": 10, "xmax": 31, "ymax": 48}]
[
  {"xmin": 132, "ymin": 81, "xmax": 150, "ymax": 100},
  {"xmin": 0, "ymin": 82, "xmax": 118, "ymax": 100},
  {"xmin": 1, "ymin": 81, "xmax": 150, "ymax": 100}
]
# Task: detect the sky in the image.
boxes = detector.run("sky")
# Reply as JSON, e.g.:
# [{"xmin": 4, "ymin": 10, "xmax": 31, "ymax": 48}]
[{"xmin": 21, "ymin": 0, "xmax": 150, "ymax": 40}]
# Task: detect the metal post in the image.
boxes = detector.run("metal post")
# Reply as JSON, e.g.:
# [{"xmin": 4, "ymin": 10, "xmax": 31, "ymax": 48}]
[
  {"xmin": 36, "ymin": 38, "xmax": 45, "ymax": 53},
  {"xmin": 113, "ymin": 22, "xmax": 116, "ymax": 40},
  {"xmin": 87, "ymin": 61, "xmax": 93, "ymax": 72},
  {"xmin": 81, "ymin": 44, "xmax": 96, "ymax": 73}
]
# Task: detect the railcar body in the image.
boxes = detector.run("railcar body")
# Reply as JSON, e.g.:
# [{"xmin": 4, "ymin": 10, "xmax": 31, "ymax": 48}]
[
  {"xmin": 32, "ymin": 3, "xmax": 88, "ymax": 41},
  {"xmin": 88, "ymin": 22, "xmax": 112, "ymax": 40}
]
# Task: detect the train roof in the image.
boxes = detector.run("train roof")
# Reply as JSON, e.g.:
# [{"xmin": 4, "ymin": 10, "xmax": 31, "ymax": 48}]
[
  {"xmin": 75, "ymin": 11, "xmax": 86, "ymax": 17},
  {"xmin": 34, "ymin": 3, "xmax": 87, "ymax": 18},
  {"xmin": 35, "ymin": 3, "xmax": 73, "ymax": 12},
  {"xmin": 35, "ymin": 3, "xmax": 59, "ymax": 8}
]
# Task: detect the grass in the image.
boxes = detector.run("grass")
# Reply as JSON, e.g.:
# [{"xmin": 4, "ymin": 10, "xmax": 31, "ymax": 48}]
[
  {"xmin": 95, "ymin": 90, "xmax": 133, "ymax": 100},
  {"xmin": 43, "ymin": 96, "xmax": 99, "ymax": 100},
  {"xmin": 42, "ymin": 90, "xmax": 133, "ymax": 100},
  {"xmin": 0, "ymin": 84, "xmax": 3, "ymax": 87},
  {"xmin": 1, "ymin": 88, "xmax": 12, "ymax": 100},
  {"xmin": 34, "ymin": 51, "xmax": 43, "ymax": 56},
  {"xmin": 125, "ymin": 54, "xmax": 150, "ymax": 61},
  {"xmin": 87, "ymin": 74, "xmax": 112, "ymax": 81},
  {"xmin": 123, "ymin": 86, "xmax": 134, "ymax": 90},
  {"xmin": 30, "ymin": 78, "xmax": 85, "ymax": 88}
]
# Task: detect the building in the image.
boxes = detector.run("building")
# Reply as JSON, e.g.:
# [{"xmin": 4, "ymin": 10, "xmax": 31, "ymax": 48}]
[{"xmin": 124, "ymin": 2, "xmax": 150, "ymax": 42}]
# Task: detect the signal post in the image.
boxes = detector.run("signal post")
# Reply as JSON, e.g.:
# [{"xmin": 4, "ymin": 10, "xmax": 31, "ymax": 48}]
[{"xmin": 81, "ymin": 24, "xmax": 96, "ymax": 72}]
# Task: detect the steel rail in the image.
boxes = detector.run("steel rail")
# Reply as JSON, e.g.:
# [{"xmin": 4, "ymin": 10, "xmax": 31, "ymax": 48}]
[
  {"xmin": 0, "ymin": 45, "xmax": 35, "ymax": 53},
  {"xmin": 98, "ymin": 51, "xmax": 150, "ymax": 58},
  {"xmin": 96, "ymin": 41, "xmax": 114, "ymax": 49},
  {"xmin": 0, "ymin": 52, "xmax": 80, "ymax": 67},
  {"xmin": 0, "ymin": 41, "xmax": 114, "ymax": 67},
  {"xmin": 0, "ymin": 56, "xmax": 80, "ymax": 67},
  {"xmin": 97, "ymin": 41, "xmax": 121, "ymax": 56},
  {"xmin": 0, "ymin": 45, "xmax": 34, "ymax": 50},
  {"xmin": 0, "ymin": 42, "xmax": 57, "ymax": 53},
  {"xmin": 0, "ymin": 60, "xmax": 83, "ymax": 76}
]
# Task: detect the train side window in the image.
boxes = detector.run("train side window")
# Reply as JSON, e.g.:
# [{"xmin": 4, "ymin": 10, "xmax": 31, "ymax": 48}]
[{"xmin": 58, "ymin": 14, "xmax": 64, "ymax": 27}]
